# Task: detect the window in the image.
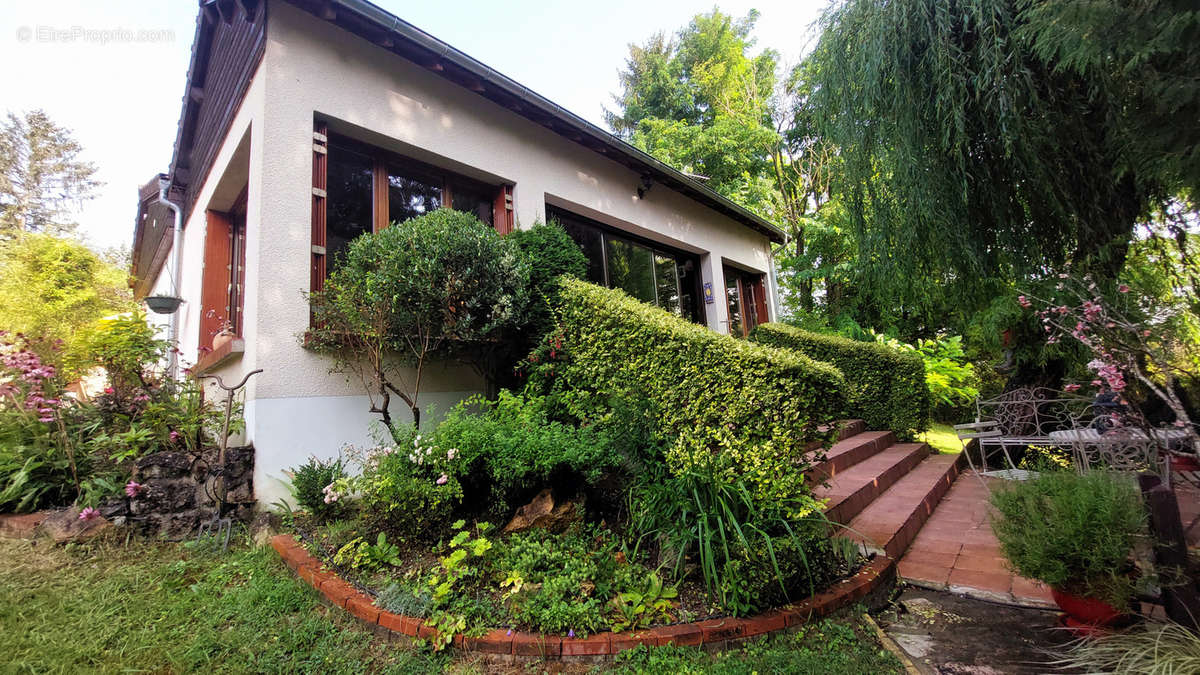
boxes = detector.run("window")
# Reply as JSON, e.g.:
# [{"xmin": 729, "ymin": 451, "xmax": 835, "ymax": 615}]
[
  {"xmin": 723, "ymin": 265, "xmax": 769, "ymax": 337},
  {"xmin": 310, "ymin": 121, "xmax": 514, "ymax": 291},
  {"xmin": 199, "ymin": 193, "xmax": 247, "ymax": 350},
  {"xmin": 549, "ymin": 205, "xmax": 703, "ymax": 323}
]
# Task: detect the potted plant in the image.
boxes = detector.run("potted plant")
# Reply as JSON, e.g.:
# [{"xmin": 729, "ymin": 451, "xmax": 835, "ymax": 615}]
[
  {"xmin": 206, "ymin": 309, "xmax": 236, "ymax": 350},
  {"xmin": 212, "ymin": 320, "xmax": 236, "ymax": 350},
  {"xmin": 990, "ymin": 470, "xmax": 1146, "ymax": 632}
]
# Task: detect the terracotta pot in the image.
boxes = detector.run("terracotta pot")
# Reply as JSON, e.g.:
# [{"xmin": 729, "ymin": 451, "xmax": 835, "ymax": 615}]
[
  {"xmin": 212, "ymin": 331, "xmax": 235, "ymax": 351},
  {"xmin": 1050, "ymin": 587, "xmax": 1123, "ymax": 627},
  {"xmin": 1170, "ymin": 452, "xmax": 1200, "ymax": 473}
]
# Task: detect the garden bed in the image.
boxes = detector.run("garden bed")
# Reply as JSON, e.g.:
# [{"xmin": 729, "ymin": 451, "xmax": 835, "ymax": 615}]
[{"xmin": 271, "ymin": 533, "xmax": 896, "ymax": 661}]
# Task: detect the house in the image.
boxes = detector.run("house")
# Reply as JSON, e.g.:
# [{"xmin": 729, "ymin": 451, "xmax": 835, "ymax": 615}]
[{"xmin": 132, "ymin": 0, "xmax": 786, "ymax": 504}]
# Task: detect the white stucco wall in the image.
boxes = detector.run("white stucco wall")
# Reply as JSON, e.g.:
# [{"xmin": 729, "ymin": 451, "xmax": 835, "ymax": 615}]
[{"xmin": 155, "ymin": 1, "xmax": 780, "ymax": 504}]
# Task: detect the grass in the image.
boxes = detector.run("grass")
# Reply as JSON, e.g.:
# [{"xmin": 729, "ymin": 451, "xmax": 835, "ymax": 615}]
[
  {"xmin": 0, "ymin": 533, "xmax": 903, "ymax": 674},
  {"xmin": 608, "ymin": 618, "xmax": 904, "ymax": 674},
  {"xmin": 921, "ymin": 422, "xmax": 964, "ymax": 454}
]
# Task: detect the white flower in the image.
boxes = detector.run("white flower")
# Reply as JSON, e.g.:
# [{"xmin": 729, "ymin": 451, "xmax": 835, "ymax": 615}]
[{"xmin": 447, "ymin": 448, "xmax": 459, "ymax": 461}]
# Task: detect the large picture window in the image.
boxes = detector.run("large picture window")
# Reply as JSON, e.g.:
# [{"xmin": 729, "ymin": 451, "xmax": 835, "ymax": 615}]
[
  {"xmin": 311, "ymin": 121, "xmax": 514, "ymax": 292},
  {"xmin": 549, "ymin": 205, "xmax": 703, "ymax": 324}
]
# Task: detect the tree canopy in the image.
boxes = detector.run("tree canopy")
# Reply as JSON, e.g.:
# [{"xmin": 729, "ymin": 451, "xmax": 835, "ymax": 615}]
[
  {"xmin": 805, "ymin": 0, "xmax": 1187, "ymax": 315},
  {"xmin": 0, "ymin": 233, "xmax": 133, "ymax": 371},
  {"xmin": 0, "ymin": 110, "xmax": 100, "ymax": 239}
]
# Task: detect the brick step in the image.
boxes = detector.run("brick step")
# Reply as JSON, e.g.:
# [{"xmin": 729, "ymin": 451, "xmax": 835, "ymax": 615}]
[
  {"xmin": 804, "ymin": 420, "xmax": 868, "ymax": 454},
  {"xmin": 836, "ymin": 419, "xmax": 867, "ymax": 441},
  {"xmin": 843, "ymin": 451, "xmax": 967, "ymax": 559},
  {"xmin": 815, "ymin": 442, "xmax": 929, "ymax": 526},
  {"xmin": 809, "ymin": 431, "xmax": 898, "ymax": 482}
]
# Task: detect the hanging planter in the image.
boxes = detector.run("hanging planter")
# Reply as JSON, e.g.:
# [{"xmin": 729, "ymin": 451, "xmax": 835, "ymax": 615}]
[{"xmin": 145, "ymin": 295, "xmax": 183, "ymax": 314}]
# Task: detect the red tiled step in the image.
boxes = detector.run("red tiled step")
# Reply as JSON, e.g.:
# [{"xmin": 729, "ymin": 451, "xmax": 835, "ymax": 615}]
[
  {"xmin": 836, "ymin": 419, "xmax": 867, "ymax": 440},
  {"xmin": 844, "ymin": 452, "xmax": 967, "ymax": 559},
  {"xmin": 805, "ymin": 420, "xmax": 868, "ymax": 454},
  {"xmin": 815, "ymin": 442, "xmax": 929, "ymax": 525},
  {"xmin": 809, "ymin": 431, "xmax": 898, "ymax": 482}
]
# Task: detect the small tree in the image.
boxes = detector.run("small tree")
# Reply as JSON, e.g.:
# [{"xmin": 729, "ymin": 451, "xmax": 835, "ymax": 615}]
[
  {"xmin": 1019, "ymin": 275, "xmax": 1198, "ymax": 449},
  {"xmin": 307, "ymin": 210, "xmax": 529, "ymax": 430}
]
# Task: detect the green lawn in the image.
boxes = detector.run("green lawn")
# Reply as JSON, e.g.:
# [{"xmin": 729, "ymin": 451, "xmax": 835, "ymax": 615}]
[
  {"xmin": 921, "ymin": 422, "xmax": 964, "ymax": 454},
  {"xmin": 0, "ymin": 533, "xmax": 902, "ymax": 674}
]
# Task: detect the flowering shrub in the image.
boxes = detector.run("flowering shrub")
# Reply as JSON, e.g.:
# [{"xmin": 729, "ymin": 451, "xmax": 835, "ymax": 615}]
[
  {"xmin": 0, "ymin": 332, "xmax": 84, "ymax": 511},
  {"xmin": 1020, "ymin": 274, "xmax": 1197, "ymax": 444},
  {"xmin": 325, "ymin": 436, "xmax": 467, "ymax": 538},
  {"xmin": 1, "ymin": 314, "xmax": 235, "ymax": 512}
]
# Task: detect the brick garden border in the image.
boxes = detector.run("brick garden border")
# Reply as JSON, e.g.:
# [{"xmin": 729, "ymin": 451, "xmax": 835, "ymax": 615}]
[{"xmin": 270, "ymin": 533, "xmax": 897, "ymax": 662}]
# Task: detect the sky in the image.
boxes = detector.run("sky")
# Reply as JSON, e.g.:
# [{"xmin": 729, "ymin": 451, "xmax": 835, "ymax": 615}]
[{"xmin": 0, "ymin": 0, "xmax": 827, "ymax": 252}]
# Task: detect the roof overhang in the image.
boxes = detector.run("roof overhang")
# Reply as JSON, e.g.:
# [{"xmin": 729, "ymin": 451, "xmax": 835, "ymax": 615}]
[{"xmin": 282, "ymin": 0, "xmax": 786, "ymax": 243}]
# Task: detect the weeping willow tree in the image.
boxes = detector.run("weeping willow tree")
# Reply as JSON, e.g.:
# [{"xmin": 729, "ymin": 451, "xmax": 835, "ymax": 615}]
[{"xmin": 806, "ymin": 0, "xmax": 1186, "ymax": 314}]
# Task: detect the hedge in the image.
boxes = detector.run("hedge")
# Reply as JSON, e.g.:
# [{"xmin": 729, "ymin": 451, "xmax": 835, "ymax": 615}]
[
  {"xmin": 552, "ymin": 279, "xmax": 847, "ymax": 505},
  {"xmin": 748, "ymin": 323, "xmax": 929, "ymax": 438}
]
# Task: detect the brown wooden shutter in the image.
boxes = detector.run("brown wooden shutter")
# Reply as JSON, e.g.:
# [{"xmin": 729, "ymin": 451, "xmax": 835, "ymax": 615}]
[
  {"xmin": 752, "ymin": 274, "xmax": 769, "ymax": 326},
  {"xmin": 493, "ymin": 185, "xmax": 513, "ymax": 234},
  {"xmin": 200, "ymin": 210, "xmax": 234, "ymax": 350},
  {"xmin": 311, "ymin": 121, "xmax": 328, "ymax": 298}
]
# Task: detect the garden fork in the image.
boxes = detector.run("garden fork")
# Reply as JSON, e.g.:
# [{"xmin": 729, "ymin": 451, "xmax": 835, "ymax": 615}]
[{"xmin": 195, "ymin": 368, "xmax": 263, "ymax": 550}]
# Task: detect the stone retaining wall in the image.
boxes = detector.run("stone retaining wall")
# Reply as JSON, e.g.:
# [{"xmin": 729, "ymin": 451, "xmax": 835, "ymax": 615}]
[
  {"xmin": 102, "ymin": 447, "xmax": 255, "ymax": 538},
  {"xmin": 270, "ymin": 533, "xmax": 897, "ymax": 662}
]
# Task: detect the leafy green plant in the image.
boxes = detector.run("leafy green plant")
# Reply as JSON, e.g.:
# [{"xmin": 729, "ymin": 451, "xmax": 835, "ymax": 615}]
[
  {"xmin": 376, "ymin": 580, "xmax": 432, "ymax": 618},
  {"xmin": 286, "ymin": 455, "xmax": 347, "ymax": 521},
  {"xmin": 507, "ymin": 219, "xmax": 587, "ymax": 338},
  {"xmin": 608, "ymin": 571, "xmax": 678, "ymax": 632},
  {"xmin": 627, "ymin": 463, "xmax": 836, "ymax": 615},
  {"xmin": 491, "ymin": 525, "xmax": 631, "ymax": 636},
  {"xmin": 434, "ymin": 390, "xmax": 618, "ymax": 517},
  {"xmin": 990, "ymin": 470, "xmax": 1146, "ymax": 608},
  {"xmin": 749, "ymin": 322, "xmax": 930, "ymax": 437}
]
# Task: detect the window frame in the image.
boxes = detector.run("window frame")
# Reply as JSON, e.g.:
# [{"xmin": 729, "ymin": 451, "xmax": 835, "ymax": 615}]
[
  {"xmin": 310, "ymin": 120, "xmax": 514, "ymax": 298},
  {"xmin": 547, "ymin": 204, "xmax": 705, "ymax": 324},
  {"xmin": 723, "ymin": 265, "xmax": 769, "ymax": 337}
]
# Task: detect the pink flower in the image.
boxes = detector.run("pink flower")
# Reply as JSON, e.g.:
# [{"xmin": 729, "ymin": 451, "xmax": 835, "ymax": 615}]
[
  {"xmin": 1142, "ymin": 330, "xmax": 1152, "ymax": 337},
  {"xmin": 104, "ymin": 387, "xmax": 115, "ymax": 395},
  {"xmin": 1092, "ymin": 379, "xmax": 1103, "ymax": 387},
  {"xmin": 169, "ymin": 430, "xmax": 181, "ymax": 443},
  {"xmin": 1118, "ymin": 284, "xmax": 1130, "ymax": 293},
  {"xmin": 435, "ymin": 474, "xmax": 448, "ymax": 485},
  {"xmin": 1017, "ymin": 295, "xmax": 1031, "ymax": 308},
  {"xmin": 78, "ymin": 507, "xmax": 99, "ymax": 521},
  {"xmin": 125, "ymin": 481, "xmax": 142, "ymax": 497},
  {"xmin": 1063, "ymin": 384, "xmax": 1081, "ymax": 392}
]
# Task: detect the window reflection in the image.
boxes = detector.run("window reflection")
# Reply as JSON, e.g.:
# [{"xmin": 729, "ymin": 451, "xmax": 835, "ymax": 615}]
[
  {"xmin": 326, "ymin": 145, "xmax": 374, "ymax": 269},
  {"xmin": 549, "ymin": 206, "xmax": 703, "ymax": 323}
]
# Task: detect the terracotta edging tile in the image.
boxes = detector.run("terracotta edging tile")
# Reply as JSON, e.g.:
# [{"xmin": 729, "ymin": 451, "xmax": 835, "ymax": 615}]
[
  {"xmin": 463, "ymin": 629, "xmax": 513, "ymax": 654},
  {"xmin": 269, "ymin": 533, "xmax": 898, "ymax": 660},
  {"xmin": 512, "ymin": 632, "xmax": 562, "ymax": 657},
  {"xmin": 561, "ymin": 632, "xmax": 612, "ymax": 656}
]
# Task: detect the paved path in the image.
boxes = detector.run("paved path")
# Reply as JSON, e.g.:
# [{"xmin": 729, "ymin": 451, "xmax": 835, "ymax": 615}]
[{"xmin": 897, "ymin": 471, "xmax": 1055, "ymax": 607}]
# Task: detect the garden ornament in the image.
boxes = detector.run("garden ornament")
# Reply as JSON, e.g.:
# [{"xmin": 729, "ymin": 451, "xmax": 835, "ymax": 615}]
[{"xmin": 195, "ymin": 368, "xmax": 263, "ymax": 550}]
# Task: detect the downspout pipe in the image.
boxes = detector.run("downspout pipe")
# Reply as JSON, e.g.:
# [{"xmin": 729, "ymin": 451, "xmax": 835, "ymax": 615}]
[{"xmin": 156, "ymin": 180, "xmax": 184, "ymax": 380}]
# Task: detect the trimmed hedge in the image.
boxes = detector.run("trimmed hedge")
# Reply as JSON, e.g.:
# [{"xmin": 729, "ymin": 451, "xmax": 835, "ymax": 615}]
[
  {"xmin": 749, "ymin": 323, "xmax": 929, "ymax": 438},
  {"xmin": 551, "ymin": 279, "xmax": 847, "ymax": 505}
]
